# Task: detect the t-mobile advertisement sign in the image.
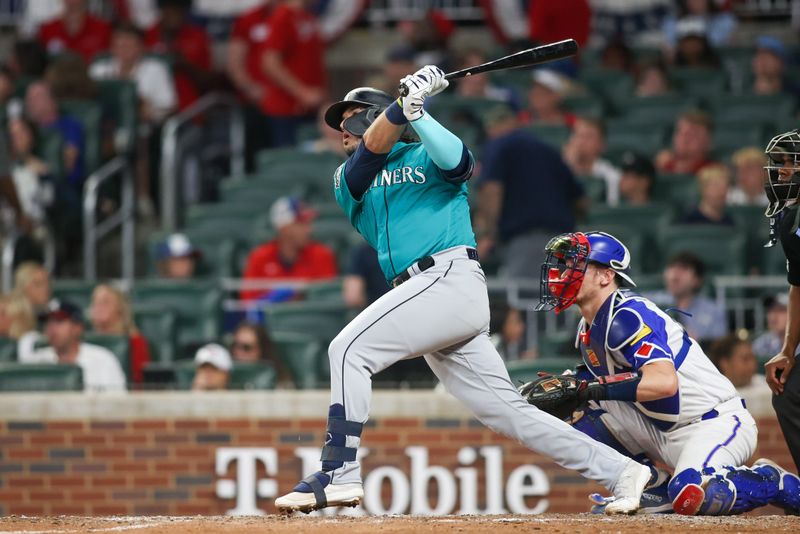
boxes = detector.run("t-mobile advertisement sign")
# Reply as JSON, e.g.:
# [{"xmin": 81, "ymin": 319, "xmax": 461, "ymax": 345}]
[{"xmin": 215, "ymin": 446, "xmax": 550, "ymax": 516}]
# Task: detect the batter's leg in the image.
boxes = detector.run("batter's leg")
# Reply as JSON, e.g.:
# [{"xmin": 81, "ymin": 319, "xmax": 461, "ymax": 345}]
[{"xmin": 424, "ymin": 331, "xmax": 651, "ymax": 511}]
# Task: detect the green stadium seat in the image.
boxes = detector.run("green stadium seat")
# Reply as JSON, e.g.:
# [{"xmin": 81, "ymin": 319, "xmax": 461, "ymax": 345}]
[
  {"xmin": 0, "ymin": 338, "xmax": 17, "ymax": 362},
  {"xmin": 51, "ymin": 279, "xmax": 96, "ymax": 311},
  {"xmin": 526, "ymin": 124, "xmax": 571, "ymax": 148},
  {"xmin": 61, "ymin": 100, "xmax": 103, "ymax": 174},
  {"xmin": 578, "ymin": 176, "xmax": 607, "ymax": 204},
  {"xmin": 0, "ymin": 363, "xmax": 83, "ymax": 392},
  {"xmin": 270, "ymin": 330, "xmax": 326, "ymax": 389},
  {"xmin": 506, "ymin": 358, "xmax": 581, "ymax": 384},
  {"xmin": 576, "ymin": 223, "xmax": 647, "ymax": 275},
  {"xmin": 709, "ymin": 94, "xmax": 796, "ymax": 128},
  {"xmin": 729, "ymin": 205, "xmax": 774, "ymax": 273},
  {"xmin": 538, "ymin": 331, "xmax": 576, "ymax": 358},
  {"xmin": 621, "ymin": 95, "xmax": 701, "ymax": 126},
  {"xmin": 132, "ymin": 279, "xmax": 222, "ymax": 354},
  {"xmin": 82, "ymin": 333, "xmax": 131, "ymax": 382},
  {"xmin": 148, "ymin": 230, "xmax": 242, "ymax": 278},
  {"xmin": 658, "ymin": 225, "xmax": 747, "ymax": 276},
  {"xmin": 669, "ymin": 68, "xmax": 727, "ymax": 97},
  {"xmin": 651, "ymin": 173, "xmax": 699, "ymax": 208},
  {"xmin": 172, "ymin": 361, "xmax": 277, "ymax": 390},
  {"xmin": 263, "ymin": 300, "xmax": 349, "ymax": 344},
  {"xmin": 605, "ymin": 121, "xmax": 668, "ymax": 158},
  {"xmin": 305, "ymin": 279, "xmax": 345, "ymax": 302},
  {"xmin": 586, "ymin": 203, "xmax": 674, "ymax": 241},
  {"xmin": 257, "ymin": 149, "xmax": 343, "ymax": 179},
  {"xmin": 133, "ymin": 306, "xmax": 178, "ymax": 364},
  {"xmin": 220, "ymin": 175, "xmax": 301, "ymax": 205},
  {"xmin": 563, "ymin": 94, "xmax": 605, "ymax": 118},
  {"xmin": 578, "ymin": 69, "xmax": 634, "ymax": 102},
  {"xmin": 712, "ymin": 126, "xmax": 768, "ymax": 161}
]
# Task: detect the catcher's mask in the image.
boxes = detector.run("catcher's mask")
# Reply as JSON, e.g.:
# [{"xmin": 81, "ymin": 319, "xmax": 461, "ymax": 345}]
[
  {"xmin": 764, "ymin": 129, "xmax": 800, "ymax": 218},
  {"xmin": 535, "ymin": 231, "xmax": 636, "ymax": 314}
]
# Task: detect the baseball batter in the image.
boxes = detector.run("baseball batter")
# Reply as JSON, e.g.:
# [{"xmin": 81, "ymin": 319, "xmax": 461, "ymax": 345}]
[
  {"xmin": 526, "ymin": 231, "xmax": 800, "ymax": 515},
  {"xmin": 274, "ymin": 66, "xmax": 654, "ymax": 514}
]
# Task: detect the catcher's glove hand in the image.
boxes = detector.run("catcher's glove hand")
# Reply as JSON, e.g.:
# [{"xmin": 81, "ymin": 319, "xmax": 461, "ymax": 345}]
[{"xmin": 518, "ymin": 374, "xmax": 586, "ymax": 421}]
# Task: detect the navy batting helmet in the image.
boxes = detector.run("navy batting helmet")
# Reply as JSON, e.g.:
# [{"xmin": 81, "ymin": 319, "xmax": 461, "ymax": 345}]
[{"xmin": 324, "ymin": 87, "xmax": 395, "ymax": 136}]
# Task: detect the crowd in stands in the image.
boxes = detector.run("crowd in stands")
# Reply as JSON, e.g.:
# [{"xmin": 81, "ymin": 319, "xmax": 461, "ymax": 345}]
[{"xmin": 0, "ymin": 0, "xmax": 797, "ymax": 395}]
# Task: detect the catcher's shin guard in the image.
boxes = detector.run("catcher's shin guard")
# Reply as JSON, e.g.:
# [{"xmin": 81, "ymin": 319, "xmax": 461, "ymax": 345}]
[{"xmin": 669, "ymin": 466, "xmax": 780, "ymax": 515}]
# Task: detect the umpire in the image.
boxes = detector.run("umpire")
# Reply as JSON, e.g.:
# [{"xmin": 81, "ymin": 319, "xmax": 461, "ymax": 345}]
[{"xmin": 764, "ymin": 128, "xmax": 800, "ymax": 471}]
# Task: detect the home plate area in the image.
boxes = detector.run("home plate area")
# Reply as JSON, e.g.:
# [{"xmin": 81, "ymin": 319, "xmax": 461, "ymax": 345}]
[{"xmin": 1, "ymin": 514, "xmax": 799, "ymax": 534}]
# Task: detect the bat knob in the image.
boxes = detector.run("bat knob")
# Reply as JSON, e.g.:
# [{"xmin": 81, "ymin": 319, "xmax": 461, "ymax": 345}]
[{"xmin": 397, "ymin": 83, "xmax": 410, "ymax": 98}]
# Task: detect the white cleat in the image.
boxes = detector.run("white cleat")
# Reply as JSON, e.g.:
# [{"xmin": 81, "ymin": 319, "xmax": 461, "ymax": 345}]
[
  {"xmin": 605, "ymin": 461, "xmax": 653, "ymax": 515},
  {"xmin": 275, "ymin": 482, "xmax": 363, "ymax": 514}
]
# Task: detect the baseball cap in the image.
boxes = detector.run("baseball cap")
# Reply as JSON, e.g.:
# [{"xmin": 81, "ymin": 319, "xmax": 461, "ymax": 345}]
[
  {"xmin": 756, "ymin": 35, "xmax": 787, "ymax": 61},
  {"xmin": 270, "ymin": 196, "xmax": 317, "ymax": 230},
  {"xmin": 43, "ymin": 299, "xmax": 83, "ymax": 323},
  {"xmin": 194, "ymin": 343, "xmax": 232, "ymax": 372},
  {"xmin": 531, "ymin": 69, "xmax": 568, "ymax": 94},
  {"xmin": 766, "ymin": 292, "xmax": 789, "ymax": 310},
  {"xmin": 620, "ymin": 151, "xmax": 656, "ymax": 179},
  {"xmin": 156, "ymin": 233, "xmax": 200, "ymax": 261},
  {"xmin": 676, "ymin": 17, "xmax": 707, "ymax": 39}
]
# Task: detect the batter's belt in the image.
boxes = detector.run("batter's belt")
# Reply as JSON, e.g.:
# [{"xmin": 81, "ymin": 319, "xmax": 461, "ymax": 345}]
[{"xmin": 391, "ymin": 246, "xmax": 479, "ymax": 288}]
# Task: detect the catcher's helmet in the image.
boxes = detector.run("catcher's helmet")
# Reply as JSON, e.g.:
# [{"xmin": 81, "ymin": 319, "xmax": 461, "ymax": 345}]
[
  {"xmin": 536, "ymin": 232, "xmax": 635, "ymax": 314},
  {"xmin": 764, "ymin": 129, "xmax": 800, "ymax": 218},
  {"xmin": 324, "ymin": 87, "xmax": 395, "ymax": 136}
]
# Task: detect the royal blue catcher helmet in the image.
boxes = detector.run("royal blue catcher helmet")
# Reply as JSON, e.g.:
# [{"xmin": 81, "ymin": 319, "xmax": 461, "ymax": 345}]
[{"xmin": 536, "ymin": 231, "xmax": 635, "ymax": 313}]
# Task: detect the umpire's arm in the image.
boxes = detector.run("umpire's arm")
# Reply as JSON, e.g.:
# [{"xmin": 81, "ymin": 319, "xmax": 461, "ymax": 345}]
[{"xmin": 767, "ymin": 284, "xmax": 800, "ymax": 394}]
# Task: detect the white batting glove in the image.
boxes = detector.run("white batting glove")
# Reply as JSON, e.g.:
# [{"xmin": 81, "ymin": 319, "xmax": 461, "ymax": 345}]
[{"xmin": 399, "ymin": 65, "xmax": 449, "ymax": 122}]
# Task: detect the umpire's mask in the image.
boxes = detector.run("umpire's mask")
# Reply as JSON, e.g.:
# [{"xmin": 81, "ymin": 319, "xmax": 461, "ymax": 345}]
[{"xmin": 764, "ymin": 129, "xmax": 800, "ymax": 218}]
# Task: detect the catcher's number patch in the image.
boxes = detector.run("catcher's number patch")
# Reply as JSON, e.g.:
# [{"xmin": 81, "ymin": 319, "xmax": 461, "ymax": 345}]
[{"xmin": 539, "ymin": 377, "xmax": 564, "ymax": 393}]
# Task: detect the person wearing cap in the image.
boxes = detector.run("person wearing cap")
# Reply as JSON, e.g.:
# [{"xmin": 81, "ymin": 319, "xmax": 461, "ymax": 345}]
[
  {"xmin": 156, "ymin": 233, "xmax": 200, "ymax": 279},
  {"xmin": 562, "ymin": 116, "xmax": 621, "ymax": 205},
  {"xmin": 240, "ymin": 196, "xmax": 337, "ymax": 302},
  {"xmin": 662, "ymin": 0, "xmax": 737, "ymax": 50},
  {"xmin": 727, "ymin": 147, "xmax": 768, "ymax": 206},
  {"xmin": 752, "ymin": 35, "xmax": 798, "ymax": 97},
  {"xmin": 192, "ymin": 343, "xmax": 232, "ymax": 391},
  {"xmin": 22, "ymin": 299, "xmax": 126, "ymax": 392},
  {"xmin": 618, "ymin": 151, "xmax": 656, "ymax": 206},
  {"xmin": 521, "ymin": 69, "xmax": 576, "ymax": 127}
]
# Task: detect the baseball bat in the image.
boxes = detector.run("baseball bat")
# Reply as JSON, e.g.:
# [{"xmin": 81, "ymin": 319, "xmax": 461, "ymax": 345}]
[{"xmin": 397, "ymin": 39, "xmax": 579, "ymax": 97}]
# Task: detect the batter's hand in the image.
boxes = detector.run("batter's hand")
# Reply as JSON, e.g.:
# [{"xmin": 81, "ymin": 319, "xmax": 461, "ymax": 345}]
[
  {"xmin": 765, "ymin": 353, "xmax": 795, "ymax": 394},
  {"xmin": 399, "ymin": 65, "xmax": 449, "ymax": 122}
]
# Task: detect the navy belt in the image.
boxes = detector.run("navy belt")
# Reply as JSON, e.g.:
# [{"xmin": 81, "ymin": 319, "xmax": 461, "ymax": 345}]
[
  {"xmin": 701, "ymin": 399, "xmax": 747, "ymax": 421},
  {"xmin": 391, "ymin": 248, "xmax": 479, "ymax": 288}
]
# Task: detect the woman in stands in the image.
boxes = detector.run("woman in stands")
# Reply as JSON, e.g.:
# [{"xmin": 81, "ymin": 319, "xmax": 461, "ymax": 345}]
[
  {"xmin": 0, "ymin": 292, "xmax": 42, "ymax": 360},
  {"xmin": 230, "ymin": 321, "xmax": 293, "ymax": 388},
  {"xmin": 89, "ymin": 284, "xmax": 151, "ymax": 386}
]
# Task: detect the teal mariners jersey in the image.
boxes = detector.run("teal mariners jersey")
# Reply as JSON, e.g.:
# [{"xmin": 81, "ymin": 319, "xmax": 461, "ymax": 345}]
[{"xmin": 333, "ymin": 141, "xmax": 476, "ymax": 281}]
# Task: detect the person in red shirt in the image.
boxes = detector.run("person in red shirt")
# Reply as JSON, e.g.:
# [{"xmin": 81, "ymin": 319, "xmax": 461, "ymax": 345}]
[
  {"xmin": 37, "ymin": 0, "xmax": 111, "ymax": 63},
  {"xmin": 145, "ymin": 0, "xmax": 213, "ymax": 110},
  {"xmin": 259, "ymin": 0, "xmax": 327, "ymax": 147},
  {"xmin": 241, "ymin": 196, "xmax": 337, "ymax": 302},
  {"xmin": 655, "ymin": 110, "xmax": 717, "ymax": 175},
  {"xmin": 529, "ymin": 0, "xmax": 591, "ymax": 48}
]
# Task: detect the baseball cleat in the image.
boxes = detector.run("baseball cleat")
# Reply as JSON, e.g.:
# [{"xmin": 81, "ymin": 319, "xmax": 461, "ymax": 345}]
[
  {"xmin": 605, "ymin": 461, "xmax": 652, "ymax": 514},
  {"xmin": 275, "ymin": 471, "xmax": 363, "ymax": 514},
  {"xmin": 753, "ymin": 458, "xmax": 800, "ymax": 513},
  {"xmin": 590, "ymin": 468, "xmax": 673, "ymax": 515}
]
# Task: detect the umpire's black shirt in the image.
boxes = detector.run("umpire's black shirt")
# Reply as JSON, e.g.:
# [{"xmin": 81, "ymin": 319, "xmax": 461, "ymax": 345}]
[{"xmin": 781, "ymin": 207, "xmax": 800, "ymax": 285}]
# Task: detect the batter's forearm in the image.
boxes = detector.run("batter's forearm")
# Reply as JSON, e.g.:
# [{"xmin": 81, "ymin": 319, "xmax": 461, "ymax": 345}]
[
  {"xmin": 783, "ymin": 284, "xmax": 800, "ymax": 358},
  {"xmin": 363, "ymin": 113, "xmax": 405, "ymax": 154},
  {"xmin": 409, "ymin": 112, "xmax": 464, "ymax": 170}
]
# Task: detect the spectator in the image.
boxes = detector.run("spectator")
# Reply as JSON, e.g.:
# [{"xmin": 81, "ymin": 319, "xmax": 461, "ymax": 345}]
[
  {"xmin": 491, "ymin": 307, "xmax": 534, "ymax": 361},
  {"xmin": 751, "ymin": 36, "xmax": 796, "ymax": 97},
  {"xmin": 342, "ymin": 242, "xmax": 389, "ymax": 309},
  {"xmin": 156, "ymin": 233, "xmax": 200, "ymax": 279},
  {"xmin": 521, "ymin": 69, "xmax": 576, "ymax": 127},
  {"xmin": 227, "ymin": 0, "xmax": 274, "ymax": 162},
  {"xmin": 618, "ymin": 151, "xmax": 656, "ymax": 206},
  {"xmin": 90, "ymin": 23, "xmax": 177, "ymax": 124},
  {"xmin": 529, "ymin": 0, "xmax": 591, "ymax": 48},
  {"xmin": 241, "ymin": 196, "xmax": 337, "ymax": 302},
  {"xmin": 663, "ymin": 0, "xmax": 737, "ymax": 49},
  {"xmin": 230, "ymin": 321, "xmax": 292, "ymax": 387},
  {"xmin": 44, "ymin": 53, "xmax": 98, "ymax": 100},
  {"xmin": 682, "ymin": 164, "xmax": 735, "ymax": 226},
  {"xmin": 24, "ymin": 299, "xmax": 127, "ymax": 392},
  {"xmin": 24, "ymin": 81, "xmax": 86, "ymax": 187},
  {"xmin": 753, "ymin": 293, "xmax": 797, "ymax": 360},
  {"xmin": 708, "ymin": 335, "xmax": 769, "ymax": 395},
  {"xmin": 7, "ymin": 117, "xmax": 55, "ymax": 228},
  {"xmin": 0, "ymin": 292, "xmax": 42, "ymax": 361},
  {"xmin": 9, "ymin": 40, "xmax": 49, "ymax": 79},
  {"xmin": 192, "ymin": 343, "xmax": 231, "ymax": 391},
  {"xmin": 600, "ymin": 37, "xmax": 635, "ymax": 74},
  {"xmin": 145, "ymin": 0, "xmax": 213, "ymax": 110},
  {"xmin": 656, "ymin": 252, "xmax": 728, "ymax": 342},
  {"xmin": 0, "ymin": 122, "xmax": 28, "ymax": 234},
  {"xmin": 656, "ymin": 110, "xmax": 715, "ymax": 174},
  {"xmin": 454, "ymin": 49, "xmax": 519, "ymax": 110},
  {"xmin": 728, "ymin": 147, "xmax": 768, "ymax": 206},
  {"xmin": 259, "ymin": 0, "xmax": 327, "ymax": 147},
  {"xmin": 88, "ymin": 283, "xmax": 151, "ymax": 385},
  {"xmin": 13, "ymin": 261, "xmax": 51, "ymax": 315},
  {"xmin": 672, "ymin": 20, "xmax": 720, "ymax": 68},
  {"xmin": 589, "ymin": 0, "xmax": 670, "ymax": 48},
  {"xmin": 37, "ymin": 0, "xmax": 112, "ymax": 63},
  {"xmin": 635, "ymin": 61, "xmax": 671, "ymax": 97},
  {"xmin": 396, "ymin": 10, "xmax": 454, "ymax": 69},
  {"xmin": 475, "ymin": 106, "xmax": 586, "ymax": 278},
  {"xmin": 299, "ymin": 102, "xmax": 348, "ymax": 158},
  {"xmin": 562, "ymin": 116, "xmax": 621, "ymax": 205}
]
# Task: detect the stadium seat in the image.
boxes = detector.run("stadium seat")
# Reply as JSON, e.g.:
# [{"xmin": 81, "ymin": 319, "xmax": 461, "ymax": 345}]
[
  {"xmin": 621, "ymin": 95, "xmax": 701, "ymax": 126},
  {"xmin": 305, "ymin": 279, "xmax": 345, "ymax": 302},
  {"xmin": 61, "ymin": 100, "xmax": 103, "ymax": 175},
  {"xmin": 263, "ymin": 300, "xmax": 349, "ymax": 344},
  {"xmin": 256, "ymin": 149, "xmax": 343, "ymax": 179},
  {"xmin": 96, "ymin": 80, "xmax": 138, "ymax": 154},
  {"xmin": 0, "ymin": 363, "xmax": 83, "ymax": 392},
  {"xmin": 712, "ymin": 125, "xmax": 768, "ymax": 161},
  {"xmin": 669, "ymin": 68, "xmax": 727, "ymax": 97},
  {"xmin": 651, "ymin": 173, "xmax": 699, "ymax": 208},
  {"xmin": 505, "ymin": 358, "xmax": 582, "ymax": 384},
  {"xmin": 576, "ymin": 223, "xmax": 647, "ymax": 275},
  {"xmin": 148, "ymin": 230, "xmax": 242, "ymax": 278},
  {"xmin": 709, "ymin": 94, "xmax": 796, "ymax": 128},
  {"xmin": 586, "ymin": 203, "xmax": 674, "ymax": 241},
  {"xmin": 605, "ymin": 121, "xmax": 668, "ymax": 158},
  {"xmin": 729, "ymin": 205, "xmax": 774, "ymax": 273},
  {"xmin": 51, "ymin": 279, "xmax": 96, "ymax": 311},
  {"xmin": 220, "ymin": 176, "xmax": 301, "ymax": 205},
  {"xmin": 538, "ymin": 331, "xmax": 576, "ymax": 358},
  {"xmin": 131, "ymin": 279, "xmax": 223, "ymax": 354},
  {"xmin": 578, "ymin": 68, "xmax": 634, "ymax": 108},
  {"xmin": 657, "ymin": 225, "xmax": 747, "ymax": 276},
  {"xmin": 526, "ymin": 124, "xmax": 571, "ymax": 148},
  {"xmin": 82, "ymin": 333, "xmax": 131, "ymax": 383},
  {"xmin": 577, "ymin": 176, "xmax": 607, "ymax": 204},
  {"xmin": 270, "ymin": 330, "xmax": 326, "ymax": 389},
  {"xmin": 133, "ymin": 306, "xmax": 178, "ymax": 364},
  {"xmin": 172, "ymin": 361, "xmax": 277, "ymax": 390},
  {"xmin": 0, "ymin": 338, "xmax": 17, "ymax": 362},
  {"xmin": 563, "ymin": 94, "xmax": 605, "ymax": 118}
]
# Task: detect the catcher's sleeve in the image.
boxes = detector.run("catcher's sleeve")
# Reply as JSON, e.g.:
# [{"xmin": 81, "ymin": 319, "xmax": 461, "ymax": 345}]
[{"xmin": 579, "ymin": 372, "xmax": 641, "ymax": 403}]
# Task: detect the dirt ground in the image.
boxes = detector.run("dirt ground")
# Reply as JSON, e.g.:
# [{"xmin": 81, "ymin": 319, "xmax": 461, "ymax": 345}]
[{"xmin": 0, "ymin": 514, "xmax": 798, "ymax": 534}]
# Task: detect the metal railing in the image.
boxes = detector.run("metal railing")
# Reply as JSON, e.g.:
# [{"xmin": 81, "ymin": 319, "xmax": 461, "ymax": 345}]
[
  {"xmin": 159, "ymin": 93, "xmax": 245, "ymax": 233},
  {"xmin": 83, "ymin": 156, "xmax": 135, "ymax": 282}
]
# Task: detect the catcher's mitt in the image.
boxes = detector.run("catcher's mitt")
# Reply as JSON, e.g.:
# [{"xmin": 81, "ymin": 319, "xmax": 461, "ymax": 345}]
[{"xmin": 518, "ymin": 374, "xmax": 586, "ymax": 421}]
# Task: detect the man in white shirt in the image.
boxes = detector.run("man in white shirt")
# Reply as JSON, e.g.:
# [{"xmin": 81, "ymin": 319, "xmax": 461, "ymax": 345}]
[
  {"xmin": 562, "ymin": 116, "xmax": 621, "ymax": 205},
  {"xmin": 24, "ymin": 299, "xmax": 126, "ymax": 392},
  {"xmin": 89, "ymin": 22, "xmax": 176, "ymax": 124}
]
